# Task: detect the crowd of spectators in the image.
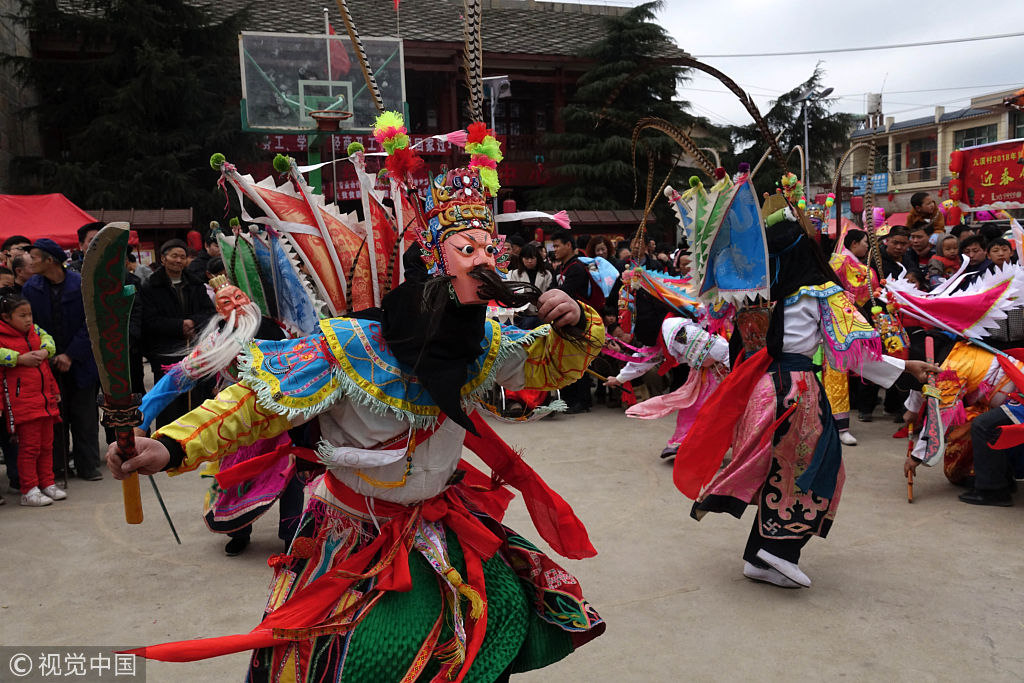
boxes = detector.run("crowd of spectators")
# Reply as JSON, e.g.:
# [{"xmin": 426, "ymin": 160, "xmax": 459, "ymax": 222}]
[{"xmin": 0, "ymin": 225, "xmax": 222, "ymax": 507}]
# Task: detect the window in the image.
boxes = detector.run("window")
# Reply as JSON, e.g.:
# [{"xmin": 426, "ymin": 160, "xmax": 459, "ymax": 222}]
[
  {"xmin": 875, "ymin": 144, "xmax": 889, "ymax": 172},
  {"xmin": 1014, "ymin": 113, "xmax": 1024, "ymax": 140},
  {"xmin": 893, "ymin": 142, "xmax": 902, "ymax": 172},
  {"xmin": 906, "ymin": 136, "xmax": 937, "ymax": 182},
  {"xmin": 954, "ymin": 123, "xmax": 998, "ymax": 149}
]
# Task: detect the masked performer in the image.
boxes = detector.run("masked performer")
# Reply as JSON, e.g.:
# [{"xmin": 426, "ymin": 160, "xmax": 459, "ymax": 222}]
[
  {"xmin": 138, "ymin": 275, "xmax": 305, "ymax": 556},
  {"xmin": 608, "ymin": 315, "xmax": 729, "ymax": 459},
  {"xmin": 674, "ymin": 200, "xmax": 936, "ymax": 590},
  {"xmin": 902, "ymin": 335, "xmax": 1024, "ymax": 502},
  {"xmin": 106, "ymin": 165, "xmax": 606, "ymax": 682},
  {"xmin": 824, "ymin": 229, "xmax": 881, "ymax": 445}
]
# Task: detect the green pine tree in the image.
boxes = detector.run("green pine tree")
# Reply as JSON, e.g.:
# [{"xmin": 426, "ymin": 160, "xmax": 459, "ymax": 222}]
[
  {"xmin": 2, "ymin": 0, "xmax": 252, "ymax": 217},
  {"xmin": 728, "ymin": 64, "xmax": 857, "ymax": 197},
  {"xmin": 528, "ymin": 1, "xmax": 714, "ymax": 244}
]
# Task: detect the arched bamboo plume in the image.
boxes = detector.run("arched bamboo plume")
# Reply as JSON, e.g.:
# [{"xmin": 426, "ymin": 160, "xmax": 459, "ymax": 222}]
[
  {"xmin": 601, "ymin": 57, "xmax": 789, "ymax": 174},
  {"xmin": 462, "ymin": 0, "xmax": 484, "ymax": 121},
  {"xmin": 333, "ymin": 0, "xmax": 384, "ymax": 113},
  {"xmin": 786, "ymin": 145, "xmax": 805, "ymax": 184},
  {"xmin": 830, "ymin": 142, "xmax": 874, "ymax": 202}
]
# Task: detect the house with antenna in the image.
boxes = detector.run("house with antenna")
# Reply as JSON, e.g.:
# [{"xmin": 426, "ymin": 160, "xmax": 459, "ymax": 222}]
[{"xmin": 844, "ymin": 87, "xmax": 1024, "ymax": 213}]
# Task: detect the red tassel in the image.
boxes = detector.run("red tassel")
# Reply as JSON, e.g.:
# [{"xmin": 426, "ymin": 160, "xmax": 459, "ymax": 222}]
[{"xmin": 385, "ymin": 147, "xmax": 424, "ymax": 181}]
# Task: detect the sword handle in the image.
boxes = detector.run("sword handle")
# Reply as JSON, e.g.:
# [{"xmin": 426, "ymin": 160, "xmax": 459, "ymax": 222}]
[{"xmin": 115, "ymin": 426, "xmax": 143, "ymax": 524}]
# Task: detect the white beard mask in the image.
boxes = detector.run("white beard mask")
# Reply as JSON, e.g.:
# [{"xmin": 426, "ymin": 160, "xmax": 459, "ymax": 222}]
[{"xmin": 177, "ymin": 300, "xmax": 263, "ymax": 382}]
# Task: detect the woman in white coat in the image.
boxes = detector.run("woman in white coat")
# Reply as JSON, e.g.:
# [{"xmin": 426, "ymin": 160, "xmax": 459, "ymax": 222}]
[{"xmin": 506, "ymin": 243, "xmax": 553, "ymax": 328}]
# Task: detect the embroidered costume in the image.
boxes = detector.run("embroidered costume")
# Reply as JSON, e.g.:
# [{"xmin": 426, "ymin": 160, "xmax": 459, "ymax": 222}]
[
  {"xmin": 124, "ymin": 114, "xmax": 607, "ymax": 679},
  {"xmin": 138, "ymin": 275, "xmax": 305, "ymax": 544},
  {"xmin": 621, "ymin": 317, "xmax": 730, "ymax": 458},
  {"xmin": 139, "ymin": 295, "xmax": 606, "ymax": 681},
  {"xmin": 672, "ymin": 181, "xmax": 907, "ymax": 588}
]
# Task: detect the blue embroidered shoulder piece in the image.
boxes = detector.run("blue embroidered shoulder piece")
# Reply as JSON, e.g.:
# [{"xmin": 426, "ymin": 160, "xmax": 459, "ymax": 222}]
[{"xmin": 238, "ymin": 316, "xmax": 548, "ymax": 426}]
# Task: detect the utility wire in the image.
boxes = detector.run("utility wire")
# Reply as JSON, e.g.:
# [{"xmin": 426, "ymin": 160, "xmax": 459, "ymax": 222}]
[{"xmin": 694, "ymin": 31, "xmax": 1024, "ymax": 58}]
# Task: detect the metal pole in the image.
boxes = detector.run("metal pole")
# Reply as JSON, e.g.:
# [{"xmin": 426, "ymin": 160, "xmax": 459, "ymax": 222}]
[
  {"xmin": 835, "ymin": 173, "xmax": 842, "ymax": 240},
  {"xmin": 490, "ymin": 86, "xmax": 498, "ymax": 219},
  {"xmin": 803, "ymin": 101, "xmax": 810, "ymax": 186}
]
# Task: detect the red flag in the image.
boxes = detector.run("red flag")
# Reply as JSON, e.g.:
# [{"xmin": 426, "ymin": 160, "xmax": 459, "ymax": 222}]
[{"xmin": 326, "ymin": 24, "xmax": 351, "ymax": 77}]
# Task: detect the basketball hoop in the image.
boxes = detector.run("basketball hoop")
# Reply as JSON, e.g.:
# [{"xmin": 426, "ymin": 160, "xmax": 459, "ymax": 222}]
[{"xmin": 310, "ymin": 109, "xmax": 353, "ymax": 132}]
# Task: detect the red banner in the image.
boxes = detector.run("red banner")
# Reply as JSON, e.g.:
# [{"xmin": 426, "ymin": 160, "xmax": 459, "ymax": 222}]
[
  {"xmin": 959, "ymin": 139, "xmax": 1024, "ymax": 209},
  {"xmin": 259, "ymin": 133, "xmax": 457, "ymax": 156}
]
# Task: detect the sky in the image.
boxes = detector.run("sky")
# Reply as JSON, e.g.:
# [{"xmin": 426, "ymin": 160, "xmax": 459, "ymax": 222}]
[{"xmin": 650, "ymin": 0, "xmax": 1024, "ymax": 128}]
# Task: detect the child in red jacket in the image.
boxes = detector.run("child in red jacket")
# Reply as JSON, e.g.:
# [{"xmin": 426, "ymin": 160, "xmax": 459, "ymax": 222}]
[{"xmin": 0, "ymin": 292, "xmax": 63, "ymax": 506}]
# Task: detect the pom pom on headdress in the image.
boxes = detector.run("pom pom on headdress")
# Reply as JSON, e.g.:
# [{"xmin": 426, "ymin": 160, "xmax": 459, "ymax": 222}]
[
  {"xmin": 825, "ymin": 192, "xmax": 835, "ymax": 208},
  {"xmin": 737, "ymin": 162, "xmax": 750, "ymax": 174},
  {"xmin": 209, "ymin": 152, "xmax": 226, "ymax": 170},
  {"xmin": 347, "ymin": 141, "xmax": 365, "ymax": 155},
  {"xmin": 466, "ymin": 122, "xmax": 491, "ymax": 145},
  {"xmin": 373, "ymin": 111, "xmax": 423, "ymax": 183},
  {"xmin": 228, "ymin": 217, "xmax": 240, "ymax": 228},
  {"xmin": 714, "ymin": 167, "xmax": 726, "ymax": 180},
  {"xmin": 385, "ymin": 146, "xmax": 425, "ymax": 181},
  {"xmin": 273, "ymin": 154, "xmax": 293, "ymax": 174},
  {"xmin": 689, "ymin": 175, "xmax": 701, "ymax": 188},
  {"xmin": 373, "ymin": 111, "xmax": 411, "ymax": 155},
  {"xmin": 465, "ymin": 122, "xmax": 503, "ymax": 196}
]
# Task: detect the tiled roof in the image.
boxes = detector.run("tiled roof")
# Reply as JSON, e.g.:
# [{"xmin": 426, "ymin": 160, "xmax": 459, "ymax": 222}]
[
  {"xmin": 939, "ymin": 107, "xmax": 992, "ymax": 123},
  {"xmin": 87, "ymin": 208, "xmax": 194, "ymax": 230},
  {"xmin": 52, "ymin": 0, "xmax": 687, "ymax": 59},
  {"xmin": 201, "ymin": 0, "xmax": 686, "ymax": 58},
  {"xmin": 851, "ymin": 107, "xmax": 993, "ymax": 138}
]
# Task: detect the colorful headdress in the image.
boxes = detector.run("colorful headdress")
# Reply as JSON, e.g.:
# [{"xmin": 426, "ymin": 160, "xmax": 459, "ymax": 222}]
[
  {"xmin": 416, "ymin": 166, "xmax": 510, "ymax": 276},
  {"xmin": 762, "ymin": 172, "xmax": 815, "ymax": 236}
]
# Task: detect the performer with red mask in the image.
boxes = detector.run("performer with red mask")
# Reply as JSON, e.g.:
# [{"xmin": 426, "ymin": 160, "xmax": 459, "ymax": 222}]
[{"xmin": 107, "ymin": 159, "xmax": 607, "ymax": 681}]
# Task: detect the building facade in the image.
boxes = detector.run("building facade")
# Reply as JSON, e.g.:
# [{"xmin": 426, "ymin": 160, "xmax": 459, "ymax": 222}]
[{"xmin": 845, "ymin": 87, "xmax": 1024, "ymax": 213}]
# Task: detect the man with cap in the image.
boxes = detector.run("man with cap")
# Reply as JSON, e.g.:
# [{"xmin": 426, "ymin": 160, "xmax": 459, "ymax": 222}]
[
  {"xmin": 22, "ymin": 238, "xmax": 103, "ymax": 481},
  {"xmin": 138, "ymin": 238, "xmax": 216, "ymax": 427}
]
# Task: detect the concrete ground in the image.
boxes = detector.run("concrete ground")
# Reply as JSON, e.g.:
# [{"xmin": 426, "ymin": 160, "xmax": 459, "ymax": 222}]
[{"xmin": 1, "ymin": 407, "xmax": 1022, "ymax": 682}]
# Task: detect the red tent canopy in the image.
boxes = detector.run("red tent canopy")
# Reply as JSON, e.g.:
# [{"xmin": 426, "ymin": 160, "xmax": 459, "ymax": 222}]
[
  {"xmin": 888, "ymin": 212, "xmax": 910, "ymax": 227},
  {"xmin": 0, "ymin": 193, "xmax": 97, "ymax": 248}
]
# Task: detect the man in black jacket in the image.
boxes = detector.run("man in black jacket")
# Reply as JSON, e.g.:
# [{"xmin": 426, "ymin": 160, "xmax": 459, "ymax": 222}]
[
  {"xmin": 186, "ymin": 227, "xmax": 221, "ymax": 278},
  {"xmin": 139, "ymin": 239, "xmax": 216, "ymax": 426},
  {"xmin": 877, "ymin": 225, "xmax": 911, "ymax": 281},
  {"xmin": 552, "ymin": 230, "xmax": 596, "ymax": 413}
]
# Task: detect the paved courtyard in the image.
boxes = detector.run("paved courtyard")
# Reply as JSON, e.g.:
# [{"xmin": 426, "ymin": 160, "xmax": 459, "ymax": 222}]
[{"xmin": 2, "ymin": 407, "xmax": 1022, "ymax": 681}]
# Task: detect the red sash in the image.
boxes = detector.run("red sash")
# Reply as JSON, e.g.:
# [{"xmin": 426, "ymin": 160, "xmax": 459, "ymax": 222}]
[{"xmin": 672, "ymin": 348, "xmax": 772, "ymax": 498}]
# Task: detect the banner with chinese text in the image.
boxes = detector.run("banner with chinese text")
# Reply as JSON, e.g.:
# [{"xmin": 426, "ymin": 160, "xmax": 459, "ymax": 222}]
[{"xmin": 959, "ymin": 138, "xmax": 1024, "ymax": 209}]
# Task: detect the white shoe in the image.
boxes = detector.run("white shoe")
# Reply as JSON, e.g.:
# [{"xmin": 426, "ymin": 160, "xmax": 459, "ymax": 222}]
[
  {"xmin": 743, "ymin": 561, "xmax": 801, "ymax": 588},
  {"xmin": 839, "ymin": 431, "xmax": 858, "ymax": 446},
  {"xmin": 41, "ymin": 485, "xmax": 67, "ymax": 501},
  {"xmin": 20, "ymin": 486, "xmax": 53, "ymax": 507},
  {"xmin": 756, "ymin": 549, "xmax": 811, "ymax": 587}
]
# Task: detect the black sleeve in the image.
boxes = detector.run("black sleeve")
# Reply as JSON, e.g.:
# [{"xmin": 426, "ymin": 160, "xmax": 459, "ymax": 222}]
[{"xmin": 157, "ymin": 435, "xmax": 186, "ymax": 471}]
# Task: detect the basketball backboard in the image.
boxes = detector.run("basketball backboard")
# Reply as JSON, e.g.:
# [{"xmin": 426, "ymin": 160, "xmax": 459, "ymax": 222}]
[{"xmin": 239, "ymin": 32, "xmax": 405, "ymax": 133}]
